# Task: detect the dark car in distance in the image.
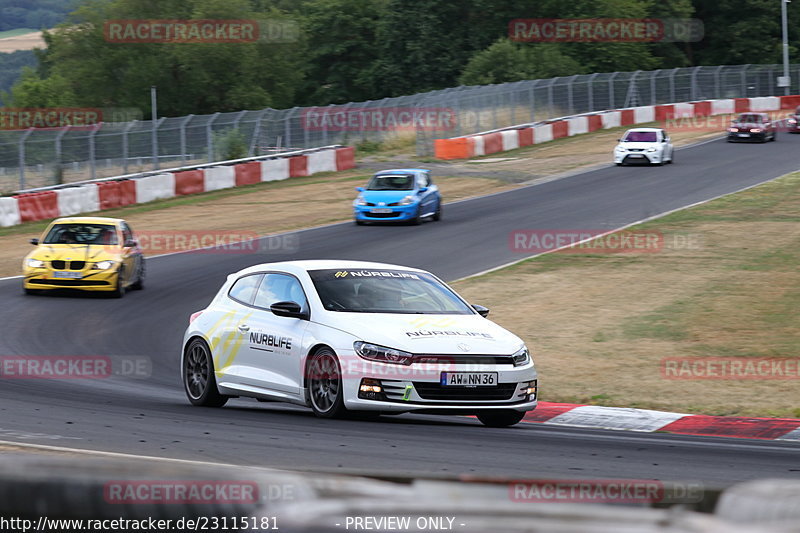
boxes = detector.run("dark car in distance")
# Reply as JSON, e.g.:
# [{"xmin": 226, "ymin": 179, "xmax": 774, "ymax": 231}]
[{"xmin": 727, "ymin": 113, "xmax": 777, "ymax": 143}]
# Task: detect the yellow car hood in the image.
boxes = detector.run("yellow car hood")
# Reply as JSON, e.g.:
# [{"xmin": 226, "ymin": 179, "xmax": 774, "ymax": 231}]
[{"xmin": 27, "ymin": 244, "xmax": 122, "ymax": 263}]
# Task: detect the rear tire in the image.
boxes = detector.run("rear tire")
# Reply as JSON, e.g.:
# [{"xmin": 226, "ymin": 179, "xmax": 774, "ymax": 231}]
[
  {"xmin": 306, "ymin": 348, "xmax": 347, "ymax": 418},
  {"xmin": 477, "ymin": 410, "xmax": 526, "ymax": 428},
  {"xmin": 183, "ymin": 338, "xmax": 228, "ymax": 407}
]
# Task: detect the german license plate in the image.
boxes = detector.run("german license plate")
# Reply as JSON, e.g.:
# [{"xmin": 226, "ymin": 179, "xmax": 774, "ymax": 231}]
[
  {"xmin": 738, "ymin": 133, "xmax": 750, "ymax": 138},
  {"xmin": 53, "ymin": 271, "xmax": 82, "ymax": 279},
  {"xmin": 370, "ymin": 208, "xmax": 393, "ymax": 214},
  {"xmin": 441, "ymin": 372, "xmax": 498, "ymax": 387},
  {"xmin": 628, "ymin": 154, "xmax": 644, "ymax": 158}
]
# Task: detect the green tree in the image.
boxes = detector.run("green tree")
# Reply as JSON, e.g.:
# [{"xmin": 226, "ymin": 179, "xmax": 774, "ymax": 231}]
[{"xmin": 459, "ymin": 39, "xmax": 584, "ymax": 85}]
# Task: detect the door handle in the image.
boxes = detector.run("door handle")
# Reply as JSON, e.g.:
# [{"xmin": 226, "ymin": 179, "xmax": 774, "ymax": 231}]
[{"xmin": 238, "ymin": 324, "xmax": 250, "ymax": 333}]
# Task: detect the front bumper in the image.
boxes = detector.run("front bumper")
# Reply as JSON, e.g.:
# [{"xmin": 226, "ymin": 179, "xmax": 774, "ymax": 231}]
[
  {"xmin": 614, "ymin": 151, "xmax": 661, "ymax": 165},
  {"xmin": 727, "ymin": 131, "xmax": 767, "ymax": 142},
  {"xmin": 340, "ymin": 359, "xmax": 538, "ymax": 413},
  {"xmin": 354, "ymin": 203, "xmax": 418, "ymax": 222},
  {"xmin": 23, "ymin": 266, "xmax": 119, "ymax": 291}
]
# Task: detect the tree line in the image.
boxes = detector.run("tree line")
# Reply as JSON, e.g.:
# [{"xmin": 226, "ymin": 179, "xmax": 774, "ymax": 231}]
[{"xmin": 3, "ymin": 0, "xmax": 799, "ymax": 117}]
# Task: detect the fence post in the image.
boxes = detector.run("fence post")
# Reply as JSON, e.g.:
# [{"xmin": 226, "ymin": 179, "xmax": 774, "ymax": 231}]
[
  {"xmin": 587, "ymin": 73, "xmax": 598, "ymax": 112},
  {"xmin": 122, "ymin": 121, "xmax": 136, "ymax": 174},
  {"xmin": 608, "ymin": 72, "xmax": 619, "ymax": 109},
  {"xmin": 690, "ymin": 67, "xmax": 699, "ymax": 101},
  {"xmin": 714, "ymin": 65, "xmax": 723, "ymax": 99},
  {"xmin": 89, "ymin": 126, "xmax": 98, "ymax": 181},
  {"xmin": 650, "ymin": 69, "xmax": 660, "ymax": 104},
  {"xmin": 248, "ymin": 109, "xmax": 268, "ymax": 157},
  {"xmin": 54, "ymin": 125, "xmax": 70, "ymax": 184},
  {"xmin": 18, "ymin": 128, "xmax": 34, "ymax": 190},
  {"xmin": 206, "ymin": 112, "xmax": 220, "ymax": 163},
  {"xmin": 179, "ymin": 114, "xmax": 194, "ymax": 165},
  {"xmin": 567, "ymin": 75, "xmax": 576, "ymax": 114},
  {"xmin": 741, "ymin": 64, "xmax": 751, "ymax": 96}
]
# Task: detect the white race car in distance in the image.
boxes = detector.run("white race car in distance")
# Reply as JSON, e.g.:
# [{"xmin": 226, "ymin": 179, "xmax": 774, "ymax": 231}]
[
  {"xmin": 614, "ymin": 128, "xmax": 674, "ymax": 166},
  {"xmin": 182, "ymin": 260, "xmax": 538, "ymax": 427}
]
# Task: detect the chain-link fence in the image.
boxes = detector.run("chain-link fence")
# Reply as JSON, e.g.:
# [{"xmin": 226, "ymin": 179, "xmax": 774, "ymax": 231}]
[{"xmin": 2, "ymin": 63, "xmax": 799, "ymax": 193}]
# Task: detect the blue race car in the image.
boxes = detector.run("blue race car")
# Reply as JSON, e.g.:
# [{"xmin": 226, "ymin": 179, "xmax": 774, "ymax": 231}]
[{"xmin": 353, "ymin": 169, "xmax": 442, "ymax": 225}]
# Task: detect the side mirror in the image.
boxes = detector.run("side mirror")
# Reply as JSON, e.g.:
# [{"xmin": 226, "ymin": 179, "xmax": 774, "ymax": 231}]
[
  {"xmin": 270, "ymin": 301, "xmax": 309, "ymax": 320},
  {"xmin": 30, "ymin": 238, "xmax": 39, "ymax": 246},
  {"xmin": 124, "ymin": 238, "xmax": 137, "ymax": 248},
  {"xmin": 472, "ymin": 304, "xmax": 490, "ymax": 318},
  {"xmin": 355, "ymin": 187, "xmax": 364, "ymax": 192},
  {"xmin": 418, "ymin": 186, "xmax": 428, "ymax": 193}
]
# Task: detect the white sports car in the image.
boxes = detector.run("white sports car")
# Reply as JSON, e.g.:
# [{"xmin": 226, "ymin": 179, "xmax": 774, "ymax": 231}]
[
  {"xmin": 182, "ymin": 260, "xmax": 538, "ymax": 427},
  {"xmin": 614, "ymin": 127, "xmax": 674, "ymax": 166}
]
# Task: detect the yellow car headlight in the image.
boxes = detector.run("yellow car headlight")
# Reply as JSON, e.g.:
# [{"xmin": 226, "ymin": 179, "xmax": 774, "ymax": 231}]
[
  {"xmin": 93, "ymin": 260, "xmax": 115, "ymax": 270},
  {"xmin": 27, "ymin": 259, "xmax": 45, "ymax": 268}
]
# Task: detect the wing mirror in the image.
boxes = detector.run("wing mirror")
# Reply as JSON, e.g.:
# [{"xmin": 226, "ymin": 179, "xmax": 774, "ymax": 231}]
[
  {"xmin": 30, "ymin": 238, "xmax": 39, "ymax": 246},
  {"xmin": 355, "ymin": 186, "xmax": 365, "ymax": 192},
  {"xmin": 472, "ymin": 304, "xmax": 490, "ymax": 318},
  {"xmin": 270, "ymin": 301, "xmax": 309, "ymax": 319},
  {"xmin": 124, "ymin": 238, "xmax": 137, "ymax": 248},
  {"xmin": 418, "ymin": 186, "xmax": 428, "ymax": 193}
]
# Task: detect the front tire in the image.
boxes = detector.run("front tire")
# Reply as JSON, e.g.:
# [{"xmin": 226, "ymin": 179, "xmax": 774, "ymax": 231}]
[
  {"xmin": 307, "ymin": 348, "xmax": 347, "ymax": 418},
  {"xmin": 410, "ymin": 207, "xmax": 423, "ymax": 226},
  {"xmin": 110, "ymin": 268, "xmax": 125, "ymax": 298},
  {"xmin": 183, "ymin": 338, "xmax": 228, "ymax": 407},
  {"xmin": 477, "ymin": 410, "xmax": 526, "ymax": 428},
  {"xmin": 433, "ymin": 201, "xmax": 442, "ymax": 221}
]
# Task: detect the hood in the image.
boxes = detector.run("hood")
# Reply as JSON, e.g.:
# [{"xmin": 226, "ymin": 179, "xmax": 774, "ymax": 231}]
[
  {"xmin": 617, "ymin": 141, "xmax": 659, "ymax": 150},
  {"xmin": 26, "ymin": 243, "xmax": 122, "ymax": 263},
  {"xmin": 360, "ymin": 190, "xmax": 416, "ymax": 204},
  {"xmin": 321, "ymin": 312, "xmax": 524, "ymax": 355}
]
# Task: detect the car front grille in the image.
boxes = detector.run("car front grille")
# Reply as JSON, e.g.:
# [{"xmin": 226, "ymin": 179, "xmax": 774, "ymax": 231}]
[
  {"xmin": 413, "ymin": 382, "xmax": 518, "ymax": 401},
  {"xmin": 365, "ymin": 212, "xmax": 399, "ymax": 218},
  {"xmin": 50, "ymin": 260, "xmax": 85, "ymax": 270},
  {"xmin": 627, "ymin": 148, "xmax": 644, "ymax": 152},
  {"xmin": 30, "ymin": 279, "xmax": 109, "ymax": 286},
  {"xmin": 412, "ymin": 354, "xmax": 516, "ymax": 365}
]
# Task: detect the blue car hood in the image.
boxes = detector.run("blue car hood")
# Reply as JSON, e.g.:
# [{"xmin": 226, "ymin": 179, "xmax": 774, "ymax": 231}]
[{"xmin": 361, "ymin": 190, "xmax": 415, "ymax": 203}]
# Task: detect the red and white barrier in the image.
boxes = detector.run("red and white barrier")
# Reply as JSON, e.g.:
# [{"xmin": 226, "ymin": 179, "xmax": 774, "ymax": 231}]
[
  {"xmin": 711, "ymin": 99, "xmax": 735, "ymax": 115},
  {"xmin": 0, "ymin": 146, "xmax": 356, "ymax": 228},
  {"xmin": 57, "ymin": 185, "xmax": 99, "ymax": 217},
  {"xmin": 0, "ymin": 197, "xmax": 21, "ymax": 227},
  {"xmin": 601, "ymin": 111, "xmax": 621, "ymax": 129},
  {"xmin": 500, "ymin": 130, "xmax": 520, "ymax": 152},
  {"xmin": 749, "ymin": 96, "xmax": 781, "ymax": 112},
  {"xmin": 135, "ymin": 173, "xmax": 175, "ymax": 204},
  {"xmin": 567, "ymin": 116, "xmax": 589, "ymax": 136},
  {"xmin": 261, "ymin": 158, "xmax": 290, "ymax": 182},
  {"xmin": 204, "ymin": 166, "xmax": 236, "ymax": 192},
  {"xmin": 533, "ymin": 124, "xmax": 553, "ymax": 143},
  {"xmin": 471, "ymin": 135, "xmax": 485, "ymax": 157}
]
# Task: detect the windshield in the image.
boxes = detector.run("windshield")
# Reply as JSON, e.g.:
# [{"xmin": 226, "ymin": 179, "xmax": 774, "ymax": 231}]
[
  {"xmin": 309, "ymin": 268, "xmax": 474, "ymax": 314},
  {"xmin": 365, "ymin": 174, "xmax": 415, "ymax": 191},
  {"xmin": 623, "ymin": 131, "xmax": 658, "ymax": 142},
  {"xmin": 737, "ymin": 114, "xmax": 764, "ymax": 123},
  {"xmin": 42, "ymin": 223, "xmax": 118, "ymax": 245}
]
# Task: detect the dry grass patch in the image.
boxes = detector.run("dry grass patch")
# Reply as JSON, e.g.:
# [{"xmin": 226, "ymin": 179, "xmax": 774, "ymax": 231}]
[
  {"xmin": 0, "ymin": 31, "xmax": 45, "ymax": 52},
  {"xmin": 452, "ymin": 173, "xmax": 800, "ymax": 418}
]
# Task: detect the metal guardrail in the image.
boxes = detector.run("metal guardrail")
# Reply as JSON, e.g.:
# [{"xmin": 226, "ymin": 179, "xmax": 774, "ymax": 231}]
[{"xmin": 12, "ymin": 145, "xmax": 344, "ymax": 195}]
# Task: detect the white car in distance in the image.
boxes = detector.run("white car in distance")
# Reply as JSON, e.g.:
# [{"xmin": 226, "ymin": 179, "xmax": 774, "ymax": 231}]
[
  {"xmin": 182, "ymin": 260, "xmax": 538, "ymax": 427},
  {"xmin": 614, "ymin": 128, "xmax": 674, "ymax": 166}
]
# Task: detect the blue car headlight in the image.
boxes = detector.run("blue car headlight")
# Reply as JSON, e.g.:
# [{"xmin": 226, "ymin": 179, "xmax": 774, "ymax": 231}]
[
  {"xmin": 354, "ymin": 195, "xmax": 368, "ymax": 207},
  {"xmin": 397, "ymin": 195, "xmax": 416, "ymax": 206}
]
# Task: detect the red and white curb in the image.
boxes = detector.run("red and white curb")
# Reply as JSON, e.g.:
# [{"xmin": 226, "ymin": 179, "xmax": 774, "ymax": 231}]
[{"xmin": 524, "ymin": 402, "xmax": 800, "ymax": 441}]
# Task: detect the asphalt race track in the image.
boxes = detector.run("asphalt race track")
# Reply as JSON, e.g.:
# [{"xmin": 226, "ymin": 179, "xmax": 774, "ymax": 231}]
[{"xmin": 1, "ymin": 135, "xmax": 799, "ymax": 486}]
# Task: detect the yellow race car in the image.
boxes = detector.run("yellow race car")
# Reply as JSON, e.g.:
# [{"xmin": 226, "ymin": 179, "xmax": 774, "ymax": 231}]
[{"xmin": 23, "ymin": 217, "xmax": 145, "ymax": 297}]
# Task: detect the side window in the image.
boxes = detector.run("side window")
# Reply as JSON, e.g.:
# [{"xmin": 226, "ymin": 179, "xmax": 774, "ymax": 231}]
[
  {"xmin": 228, "ymin": 274, "xmax": 263, "ymax": 305},
  {"xmin": 425, "ymin": 172, "xmax": 433, "ymax": 185},
  {"xmin": 120, "ymin": 223, "xmax": 133, "ymax": 244},
  {"xmin": 254, "ymin": 273, "xmax": 308, "ymax": 311},
  {"xmin": 417, "ymin": 173, "xmax": 429, "ymax": 188}
]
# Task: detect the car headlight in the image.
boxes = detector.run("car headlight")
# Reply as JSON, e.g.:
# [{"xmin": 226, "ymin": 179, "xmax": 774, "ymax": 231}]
[
  {"xmin": 789, "ymin": 118, "xmax": 797, "ymax": 124},
  {"xmin": 354, "ymin": 341, "xmax": 414, "ymax": 365},
  {"xmin": 646, "ymin": 147, "xmax": 658, "ymax": 152},
  {"xmin": 354, "ymin": 196, "xmax": 368, "ymax": 207},
  {"xmin": 397, "ymin": 195, "xmax": 416, "ymax": 206},
  {"xmin": 93, "ymin": 260, "xmax": 115, "ymax": 270},
  {"xmin": 27, "ymin": 259, "xmax": 45, "ymax": 268},
  {"xmin": 512, "ymin": 346, "xmax": 531, "ymax": 367},
  {"xmin": 615, "ymin": 146, "xmax": 625, "ymax": 152}
]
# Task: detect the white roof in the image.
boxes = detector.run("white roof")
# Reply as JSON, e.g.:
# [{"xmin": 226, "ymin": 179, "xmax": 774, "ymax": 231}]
[{"xmin": 234, "ymin": 260, "xmax": 426, "ymax": 277}]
